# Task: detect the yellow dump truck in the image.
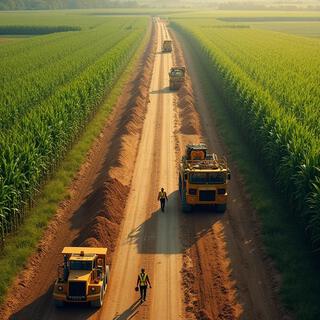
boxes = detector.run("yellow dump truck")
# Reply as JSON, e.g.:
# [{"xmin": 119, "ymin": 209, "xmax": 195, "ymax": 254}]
[
  {"xmin": 53, "ymin": 247, "xmax": 110, "ymax": 308},
  {"xmin": 162, "ymin": 39, "xmax": 172, "ymax": 52},
  {"xmin": 179, "ymin": 144, "xmax": 231, "ymax": 212},
  {"xmin": 169, "ymin": 66, "xmax": 186, "ymax": 90}
]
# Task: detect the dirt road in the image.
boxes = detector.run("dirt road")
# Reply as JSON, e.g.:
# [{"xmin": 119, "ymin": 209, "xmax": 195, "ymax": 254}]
[
  {"xmin": 94, "ymin": 20, "xmax": 183, "ymax": 320},
  {"xmin": 2, "ymin": 18, "xmax": 286, "ymax": 320}
]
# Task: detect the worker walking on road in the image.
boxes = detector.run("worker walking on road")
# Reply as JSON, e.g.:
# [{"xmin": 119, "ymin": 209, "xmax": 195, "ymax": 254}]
[
  {"xmin": 136, "ymin": 268, "xmax": 151, "ymax": 303},
  {"xmin": 158, "ymin": 187, "xmax": 168, "ymax": 212}
]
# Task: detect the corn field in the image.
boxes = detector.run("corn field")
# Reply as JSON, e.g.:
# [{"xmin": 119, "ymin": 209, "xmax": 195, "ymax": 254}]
[
  {"xmin": 0, "ymin": 17, "xmax": 148, "ymax": 243},
  {"xmin": 172, "ymin": 19, "xmax": 320, "ymax": 249}
]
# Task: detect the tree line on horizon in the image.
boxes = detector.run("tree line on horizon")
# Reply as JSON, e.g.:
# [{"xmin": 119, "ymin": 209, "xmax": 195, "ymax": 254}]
[{"xmin": 0, "ymin": 0, "xmax": 139, "ymax": 10}]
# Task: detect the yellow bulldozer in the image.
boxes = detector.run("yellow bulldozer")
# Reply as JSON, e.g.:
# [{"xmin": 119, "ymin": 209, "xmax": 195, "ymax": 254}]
[
  {"xmin": 53, "ymin": 247, "xmax": 110, "ymax": 308},
  {"xmin": 169, "ymin": 66, "xmax": 185, "ymax": 90},
  {"xmin": 179, "ymin": 144, "xmax": 231, "ymax": 212},
  {"xmin": 162, "ymin": 39, "xmax": 172, "ymax": 52}
]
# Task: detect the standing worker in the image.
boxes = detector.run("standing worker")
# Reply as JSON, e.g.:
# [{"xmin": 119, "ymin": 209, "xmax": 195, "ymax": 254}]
[
  {"xmin": 136, "ymin": 268, "xmax": 151, "ymax": 303},
  {"xmin": 158, "ymin": 187, "xmax": 168, "ymax": 212}
]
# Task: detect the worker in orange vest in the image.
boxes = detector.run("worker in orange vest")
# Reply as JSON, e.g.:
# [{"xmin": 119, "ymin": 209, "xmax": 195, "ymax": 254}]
[
  {"xmin": 158, "ymin": 187, "xmax": 168, "ymax": 212},
  {"xmin": 136, "ymin": 268, "xmax": 152, "ymax": 303}
]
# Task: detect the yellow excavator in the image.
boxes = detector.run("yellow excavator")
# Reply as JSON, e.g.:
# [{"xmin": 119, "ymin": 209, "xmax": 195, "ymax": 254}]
[{"xmin": 53, "ymin": 247, "xmax": 110, "ymax": 308}]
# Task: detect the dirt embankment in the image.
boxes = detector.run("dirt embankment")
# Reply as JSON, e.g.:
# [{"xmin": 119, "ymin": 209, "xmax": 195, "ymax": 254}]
[
  {"xmin": 173, "ymin": 39, "xmax": 201, "ymax": 138},
  {"xmin": 170, "ymin": 28, "xmax": 242, "ymax": 320},
  {"xmin": 0, "ymin": 21, "xmax": 156, "ymax": 320},
  {"xmin": 78, "ymin": 26, "xmax": 157, "ymax": 257}
]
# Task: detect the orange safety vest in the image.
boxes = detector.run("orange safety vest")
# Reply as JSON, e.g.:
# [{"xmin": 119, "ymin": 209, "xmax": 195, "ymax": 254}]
[{"xmin": 139, "ymin": 273, "xmax": 148, "ymax": 286}]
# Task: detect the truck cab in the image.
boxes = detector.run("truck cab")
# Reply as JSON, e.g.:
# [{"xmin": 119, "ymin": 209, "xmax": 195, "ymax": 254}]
[
  {"xmin": 179, "ymin": 144, "xmax": 231, "ymax": 212},
  {"xmin": 53, "ymin": 247, "xmax": 110, "ymax": 308},
  {"xmin": 162, "ymin": 39, "xmax": 173, "ymax": 52},
  {"xmin": 169, "ymin": 66, "xmax": 186, "ymax": 90}
]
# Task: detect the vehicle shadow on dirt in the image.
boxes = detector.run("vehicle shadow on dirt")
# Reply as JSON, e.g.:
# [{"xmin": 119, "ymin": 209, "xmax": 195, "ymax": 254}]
[
  {"xmin": 112, "ymin": 298, "xmax": 141, "ymax": 320},
  {"xmin": 126, "ymin": 190, "xmax": 223, "ymax": 254},
  {"xmin": 9, "ymin": 285, "xmax": 97, "ymax": 320},
  {"xmin": 150, "ymin": 87, "xmax": 171, "ymax": 95}
]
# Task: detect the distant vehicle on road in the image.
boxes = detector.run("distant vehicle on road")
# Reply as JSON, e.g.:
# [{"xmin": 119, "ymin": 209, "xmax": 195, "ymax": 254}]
[{"xmin": 162, "ymin": 39, "xmax": 173, "ymax": 52}]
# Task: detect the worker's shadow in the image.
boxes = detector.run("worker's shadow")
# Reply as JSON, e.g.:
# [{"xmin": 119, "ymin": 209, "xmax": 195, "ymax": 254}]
[
  {"xmin": 126, "ymin": 190, "xmax": 222, "ymax": 254},
  {"xmin": 113, "ymin": 298, "xmax": 140, "ymax": 320}
]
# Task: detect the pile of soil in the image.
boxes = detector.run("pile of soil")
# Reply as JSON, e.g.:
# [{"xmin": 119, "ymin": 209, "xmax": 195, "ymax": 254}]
[
  {"xmin": 75, "ymin": 23, "xmax": 156, "ymax": 262},
  {"xmin": 171, "ymin": 30, "xmax": 201, "ymax": 137},
  {"xmin": 178, "ymin": 84, "xmax": 200, "ymax": 135},
  {"xmin": 77, "ymin": 24, "xmax": 157, "ymax": 261}
]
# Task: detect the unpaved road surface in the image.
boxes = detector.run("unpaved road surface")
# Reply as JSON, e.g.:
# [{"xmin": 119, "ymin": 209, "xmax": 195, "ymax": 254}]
[
  {"xmin": 2, "ymin": 18, "xmax": 286, "ymax": 320},
  {"xmin": 94, "ymin": 20, "xmax": 183, "ymax": 320}
]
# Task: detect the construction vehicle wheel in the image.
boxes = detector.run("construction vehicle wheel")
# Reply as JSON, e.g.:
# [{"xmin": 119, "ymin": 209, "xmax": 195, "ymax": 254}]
[
  {"xmin": 179, "ymin": 176, "xmax": 182, "ymax": 195},
  {"xmin": 216, "ymin": 204, "xmax": 226, "ymax": 213},
  {"xmin": 182, "ymin": 192, "xmax": 192, "ymax": 213},
  {"xmin": 91, "ymin": 288, "xmax": 104, "ymax": 308},
  {"xmin": 104, "ymin": 265, "xmax": 110, "ymax": 291},
  {"xmin": 54, "ymin": 300, "xmax": 64, "ymax": 308}
]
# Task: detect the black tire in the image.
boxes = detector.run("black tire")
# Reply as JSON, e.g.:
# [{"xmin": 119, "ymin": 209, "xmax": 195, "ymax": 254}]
[
  {"xmin": 215, "ymin": 203, "xmax": 227, "ymax": 213},
  {"xmin": 181, "ymin": 191, "xmax": 192, "ymax": 213},
  {"xmin": 91, "ymin": 287, "xmax": 104, "ymax": 308},
  {"xmin": 54, "ymin": 300, "xmax": 64, "ymax": 308},
  {"xmin": 104, "ymin": 265, "xmax": 110, "ymax": 291}
]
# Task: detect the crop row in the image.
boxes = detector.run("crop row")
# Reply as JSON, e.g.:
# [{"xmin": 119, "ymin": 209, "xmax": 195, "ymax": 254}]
[
  {"xmin": 0, "ymin": 25, "xmax": 80, "ymax": 35},
  {"xmin": 0, "ymin": 17, "xmax": 148, "ymax": 242},
  {"xmin": 1, "ymin": 23, "xmax": 135, "ymax": 129},
  {"xmin": 172, "ymin": 19, "xmax": 320, "ymax": 248}
]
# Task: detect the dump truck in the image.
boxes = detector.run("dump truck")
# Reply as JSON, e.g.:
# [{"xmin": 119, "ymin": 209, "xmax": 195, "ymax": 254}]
[
  {"xmin": 169, "ymin": 66, "xmax": 185, "ymax": 90},
  {"xmin": 53, "ymin": 247, "xmax": 110, "ymax": 308},
  {"xmin": 162, "ymin": 39, "xmax": 172, "ymax": 52},
  {"xmin": 179, "ymin": 144, "xmax": 231, "ymax": 212}
]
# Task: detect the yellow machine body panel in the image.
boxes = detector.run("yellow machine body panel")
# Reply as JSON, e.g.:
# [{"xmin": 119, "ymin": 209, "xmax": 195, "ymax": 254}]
[
  {"xmin": 53, "ymin": 247, "xmax": 110, "ymax": 307},
  {"xmin": 179, "ymin": 144, "xmax": 230, "ymax": 212},
  {"xmin": 67, "ymin": 270, "xmax": 92, "ymax": 282},
  {"xmin": 62, "ymin": 247, "xmax": 107, "ymax": 256}
]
